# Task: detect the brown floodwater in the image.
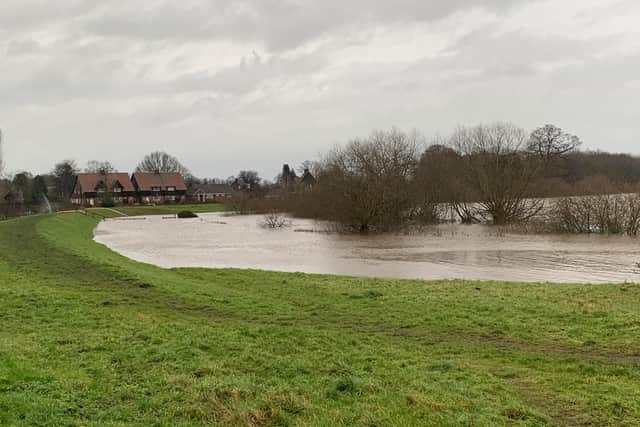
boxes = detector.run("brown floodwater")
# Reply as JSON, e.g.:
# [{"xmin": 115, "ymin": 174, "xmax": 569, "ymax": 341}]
[{"xmin": 94, "ymin": 213, "xmax": 640, "ymax": 283}]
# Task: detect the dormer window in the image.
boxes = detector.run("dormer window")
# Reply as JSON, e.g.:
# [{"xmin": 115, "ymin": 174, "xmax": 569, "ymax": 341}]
[
  {"xmin": 152, "ymin": 186, "xmax": 161, "ymax": 192},
  {"xmin": 167, "ymin": 186, "xmax": 176, "ymax": 192},
  {"xmin": 112, "ymin": 181, "xmax": 123, "ymax": 193}
]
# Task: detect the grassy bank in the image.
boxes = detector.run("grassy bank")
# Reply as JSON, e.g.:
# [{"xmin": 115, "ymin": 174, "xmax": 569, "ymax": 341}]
[
  {"xmin": 1, "ymin": 214, "xmax": 639, "ymax": 426},
  {"xmin": 84, "ymin": 203, "xmax": 226, "ymax": 219}
]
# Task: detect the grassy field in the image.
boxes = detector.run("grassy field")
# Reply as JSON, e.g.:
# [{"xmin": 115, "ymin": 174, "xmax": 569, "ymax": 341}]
[
  {"xmin": 83, "ymin": 203, "xmax": 226, "ymax": 219},
  {"xmin": 1, "ymin": 214, "xmax": 639, "ymax": 426}
]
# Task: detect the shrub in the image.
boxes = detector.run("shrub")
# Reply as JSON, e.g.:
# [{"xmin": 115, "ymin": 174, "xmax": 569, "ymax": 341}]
[
  {"xmin": 260, "ymin": 211, "xmax": 292, "ymax": 229},
  {"xmin": 223, "ymin": 194, "xmax": 284, "ymax": 215},
  {"xmin": 177, "ymin": 210, "xmax": 198, "ymax": 219},
  {"xmin": 101, "ymin": 190, "xmax": 115, "ymax": 208},
  {"xmin": 550, "ymin": 194, "xmax": 640, "ymax": 235}
]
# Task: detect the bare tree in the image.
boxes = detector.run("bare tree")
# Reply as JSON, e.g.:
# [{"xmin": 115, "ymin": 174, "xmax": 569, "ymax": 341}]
[
  {"xmin": 528, "ymin": 124, "xmax": 582, "ymax": 164},
  {"xmin": 413, "ymin": 142, "xmax": 469, "ymax": 223},
  {"xmin": 314, "ymin": 128, "xmax": 420, "ymax": 232},
  {"xmin": 451, "ymin": 123, "xmax": 543, "ymax": 225},
  {"xmin": 135, "ymin": 151, "xmax": 191, "ymax": 177},
  {"xmin": 85, "ymin": 160, "xmax": 116, "ymax": 173},
  {"xmin": 236, "ymin": 170, "xmax": 262, "ymax": 192},
  {"xmin": 552, "ymin": 193, "xmax": 640, "ymax": 235},
  {"xmin": 297, "ymin": 160, "xmax": 319, "ymax": 176}
]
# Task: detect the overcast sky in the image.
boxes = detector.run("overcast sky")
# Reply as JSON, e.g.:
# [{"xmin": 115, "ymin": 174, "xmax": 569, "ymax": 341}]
[{"xmin": 1, "ymin": 0, "xmax": 639, "ymax": 179}]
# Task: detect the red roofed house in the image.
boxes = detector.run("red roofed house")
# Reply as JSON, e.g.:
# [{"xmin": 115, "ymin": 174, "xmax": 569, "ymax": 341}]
[
  {"xmin": 71, "ymin": 172, "xmax": 137, "ymax": 207},
  {"xmin": 131, "ymin": 172, "xmax": 187, "ymax": 204}
]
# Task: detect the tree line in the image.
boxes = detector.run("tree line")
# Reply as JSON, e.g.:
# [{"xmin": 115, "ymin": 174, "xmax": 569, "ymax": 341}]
[
  {"xmin": 3, "ymin": 124, "xmax": 640, "ymax": 229},
  {"xmin": 285, "ymin": 123, "xmax": 640, "ymax": 232},
  {"xmin": 0, "ymin": 148, "xmax": 272, "ymax": 218}
]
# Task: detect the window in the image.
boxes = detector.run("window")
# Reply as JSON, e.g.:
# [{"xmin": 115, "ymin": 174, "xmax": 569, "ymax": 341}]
[
  {"xmin": 152, "ymin": 186, "xmax": 161, "ymax": 192},
  {"xmin": 113, "ymin": 187, "xmax": 122, "ymax": 193},
  {"xmin": 167, "ymin": 186, "xmax": 176, "ymax": 192}
]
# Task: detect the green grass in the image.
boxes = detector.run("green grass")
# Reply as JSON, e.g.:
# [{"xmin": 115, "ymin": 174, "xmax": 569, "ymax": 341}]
[
  {"xmin": 84, "ymin": 203, "xmax": 226, "ymax": 219},
  {"xmin": 1, "ymin": 213, "xmax": 639, "ymax": 426}
]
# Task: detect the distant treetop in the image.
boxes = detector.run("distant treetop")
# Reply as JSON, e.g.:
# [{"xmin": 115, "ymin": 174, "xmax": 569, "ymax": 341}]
[{"xmin": 135, "ymin": 151, "xmax": 191, "ymax": 177}]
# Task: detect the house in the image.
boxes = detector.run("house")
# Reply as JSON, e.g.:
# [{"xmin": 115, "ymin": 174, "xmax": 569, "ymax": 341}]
[
  {"xmin": 278, "ymin": 164, "xmax": 317, "ymax": 192},
  {"xmin": 279, "ymin": 164, "xmax": 298, "ymax": 192},
  {"xmin": 188, "ymin": 183, "xmax": 234, "ymax": 203},
  {"xmin": 71, "ymin": 172, "xmax": 136, "ymax": 207},
  {"xmin": 299, "ymin": 168, "xmax": 317, "ymax": 189},
  {"xmin": 131, "ymin": 172, "xmax": 187, "ymax": 204},
  {"xmin": 230, "ymin": 178, "xmax": 242, "ymax": 192}
]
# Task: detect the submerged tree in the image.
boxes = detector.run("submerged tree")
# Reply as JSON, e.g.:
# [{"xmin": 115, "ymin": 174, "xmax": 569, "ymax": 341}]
[
  {"xmin": 451, "ymin": 123, "xmax": 543, "ymax": 225},
  {"xmin": 413, "ymin": 142, "xmax": 468, "ymax": 223},
  {"xmin": 315, "ymin": 128, "xmax": 420, "ymax": 232}
]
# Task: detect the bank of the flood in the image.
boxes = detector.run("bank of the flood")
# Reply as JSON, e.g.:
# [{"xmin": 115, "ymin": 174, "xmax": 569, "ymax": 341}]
[{"xmin": 94, "ymin": 213, "xmax": 640, "ymax": 283}]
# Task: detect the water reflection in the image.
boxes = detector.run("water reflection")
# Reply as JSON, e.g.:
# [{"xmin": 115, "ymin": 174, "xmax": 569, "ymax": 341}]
[{"xmin": 94, "ymin": 213, "xmax": 640, "ymax": 283}]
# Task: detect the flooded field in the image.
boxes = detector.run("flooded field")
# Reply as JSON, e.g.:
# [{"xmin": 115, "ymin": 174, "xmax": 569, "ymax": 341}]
[{"xmin": 94, "ymin": 213, "xmax": 640, "ymax": 283}]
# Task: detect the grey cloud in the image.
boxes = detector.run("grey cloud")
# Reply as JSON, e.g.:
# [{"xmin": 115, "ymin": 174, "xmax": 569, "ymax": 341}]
[
  {"xmin": 403, "ymin": 30, "xmax": 620, "ymax": 85},
  {"xmin": 549, "ymin": 52, "xmax": 640, "ymax": 89},
  {"xmin": 80, "ymin": 0, "xmax": 529, "ymax": 51},
  {"xmin": 5, "ymin": 39, "xmax": 42, "ymax": 57},
  {"xmin": 172, "ymin": 50, "xmax": 327, "ymax": 96},
  {"xmin": 0, "ymin": 0, "xmax": 94, "ymax": 31},
  {"xmin": 1, "ymin": 0, "xmax": 638, "ymax": 179},
  {"xmin": 0, "ymin": 40, "xmax": 326, "ymax": 109}
]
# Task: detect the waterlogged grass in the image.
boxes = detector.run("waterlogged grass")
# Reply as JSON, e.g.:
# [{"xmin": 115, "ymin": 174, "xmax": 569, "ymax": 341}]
[
  {"xmin": 85, "ymin": 203, "xmax": 226, "ymax": 218},
  {"xmin": 1, "ymin": 213, "xmax": 640, "ymax": 425}
]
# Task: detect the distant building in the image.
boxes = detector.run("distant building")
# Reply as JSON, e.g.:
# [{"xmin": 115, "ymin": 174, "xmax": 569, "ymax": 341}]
[
  {"xmin": 71, "ymin": 172, "xmax": 136, "ymax": 207},
  {"xmin": 278, "ymin": 164, "xmax": 316, "ymax": 192},
  {"xmin": 299, "ymin": 168, "xmax": 317, "ymax": 189},
  {"xmin": 279, "ymin": 164, "xmax": 297, "ymax": 191},
  {"xmin": 188, "ymin": 183, "xmax": 234, "ymax": 203},
  {"xmin": 131, "ymin": 172, "xmax": 187, "ymax": 204}
]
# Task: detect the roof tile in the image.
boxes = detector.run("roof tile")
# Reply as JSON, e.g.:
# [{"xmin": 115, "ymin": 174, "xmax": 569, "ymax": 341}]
[
  {"xmin": 76, "ymin": 173, "xmax": 135, "ymax": 193},
  {"xmin": 132, "ymin": 172, "xmax": 187, "ymax": 191}
]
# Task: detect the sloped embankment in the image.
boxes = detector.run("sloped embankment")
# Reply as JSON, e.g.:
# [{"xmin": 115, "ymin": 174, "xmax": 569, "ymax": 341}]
[{"xmin": 0, "ymin": 213, "xmax": 639, "ymax": 426}]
